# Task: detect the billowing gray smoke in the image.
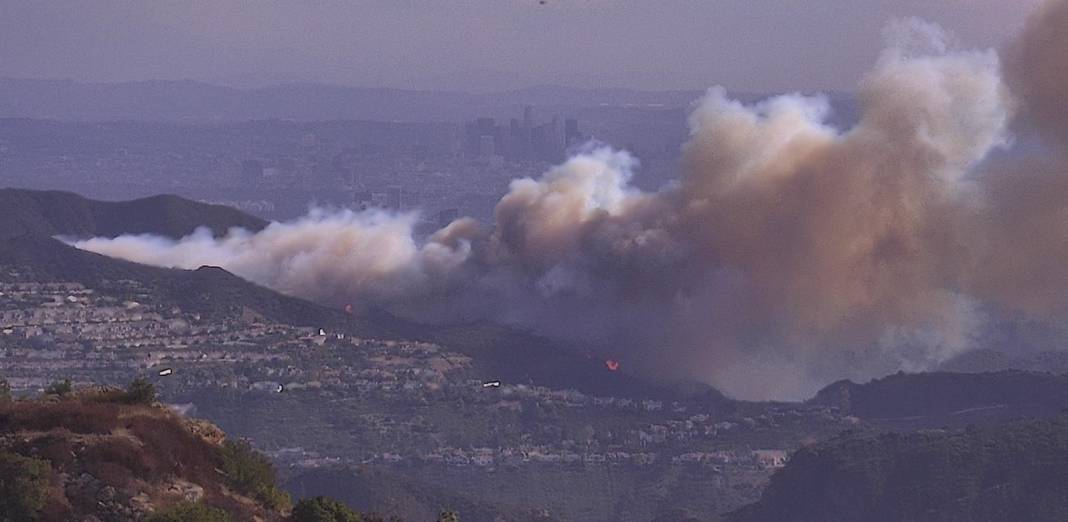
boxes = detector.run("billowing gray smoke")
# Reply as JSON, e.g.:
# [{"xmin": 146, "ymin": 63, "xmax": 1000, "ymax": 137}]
[{"xmin": 73, "ymin": 3, "xmax": 1068, "ymax": 399}]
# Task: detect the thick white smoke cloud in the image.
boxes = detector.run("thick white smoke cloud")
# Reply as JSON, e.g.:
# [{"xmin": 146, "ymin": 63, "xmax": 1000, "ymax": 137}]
[
  {"xmin": 72, "ymin": 5, "xmax": 1068, "ymax": 399},
  {"xmin": 74, "ymin": 208, "xmax": 475, "ymax": 306}
]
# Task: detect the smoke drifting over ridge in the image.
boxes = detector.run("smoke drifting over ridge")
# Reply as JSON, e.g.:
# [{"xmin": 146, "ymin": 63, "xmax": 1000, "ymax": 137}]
[{"xmin": 74, "ymin": 3, "xmax": 1068, "ymax": 399}]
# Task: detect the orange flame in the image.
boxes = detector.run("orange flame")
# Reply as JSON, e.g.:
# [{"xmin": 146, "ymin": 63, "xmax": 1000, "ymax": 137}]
[{"xmin": 605, "ymin": 359, "xmax": 620, "ymax": 371}]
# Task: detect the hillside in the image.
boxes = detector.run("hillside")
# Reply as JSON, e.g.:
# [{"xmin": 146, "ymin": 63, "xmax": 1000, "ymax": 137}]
[
  {"xmin": 0, "ymin": 188, "xmax": 416, "ymax": 339},
  {"xmin": 0, "ymin": 232, "xmax": 414, "ymax": 339},
  {"xmin": 0, "ymin": 189, "xmax": 758, "ymax": 522},
  {"xmin": 0, "ymin": 189, "xmax": 699, "ymax": 401},
  {"xmin": 729, "ymin": 416, "xmax": 1068, "ymax": 522},
  {"xmin": 0, "ymin": 389, "xmax": 283, "ymax": 521},
  {"xmin": 0, "ymin": 231, "xmax": 682, "ymax": 402},
  {"xmin": 424, "ymin": 323, "xmax": 728, "ymax": 403},
  {"xmin": 0, "ymin": 188, "xmax": 267, "ymax": 240}
]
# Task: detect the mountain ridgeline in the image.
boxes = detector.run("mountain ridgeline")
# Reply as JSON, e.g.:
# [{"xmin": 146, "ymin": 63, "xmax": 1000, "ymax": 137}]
[{"xmin": 0, "ymin": 188, "xmax": 267, "ymax": 240}]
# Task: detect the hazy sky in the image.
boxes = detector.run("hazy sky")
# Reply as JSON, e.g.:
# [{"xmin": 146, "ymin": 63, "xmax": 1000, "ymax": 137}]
[{"xmin": 0, "ymin": 0, "xmax": 1044, "ymax": 92}]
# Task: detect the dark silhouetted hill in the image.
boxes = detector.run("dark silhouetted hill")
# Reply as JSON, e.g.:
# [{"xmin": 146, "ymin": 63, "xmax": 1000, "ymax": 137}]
[
  {"xmin": 810, "ymin": 371, "xmax": 1068, "ymax": 428},
  {"xmin": 729, "ymin": 416, "xmax": 1068, "ymax": 522},
  {"xmin": 0, "ymin": 188, "xmax": 267, "ymax": 240}
]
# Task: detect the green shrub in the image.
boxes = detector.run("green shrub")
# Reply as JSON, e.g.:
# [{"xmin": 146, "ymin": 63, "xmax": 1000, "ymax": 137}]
[
  {"xmin": 0, "ymin": 378, "xmax": 11, "ymax": 402},
  {"xmin": 145, "ymin": 501, "xmax": 232, "ymax": 522},
  {"xmin": 220, "ymin": 439, "xmax": 273, "ymax": 493},
  {"xmin": 124, "ymin": 377, "xmax": 157, "ymax": 405},
  {"xmin": 437, "ymin": 511, "xmax": 460, "ymax": 522},
  {"xmin": 0, "ymin": 451, "xmax": 52, "ymax": 520},
  {"xmin": 44, "ymin": 379, "xmax": 72, "ymax": 398},
  {"xmin": 258, "ymin": 482, "xmax": 293, "ymax": 512},
  {"xmin": 290, "ymin": 496, "xmax": 363, "ymax": 522},
  {"xmin": 219, "ymin": 439, "xmax": 291, "ymax": 511}
]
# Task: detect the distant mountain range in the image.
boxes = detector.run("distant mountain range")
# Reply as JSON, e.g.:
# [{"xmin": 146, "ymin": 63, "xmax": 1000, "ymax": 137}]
[
  {"xmin": 0, "ymin": 77, "xmax": 710, "ymax": 122},
  {"xmin": 0, "ymin": 77, "xmax": 858, "ymax": 123}
]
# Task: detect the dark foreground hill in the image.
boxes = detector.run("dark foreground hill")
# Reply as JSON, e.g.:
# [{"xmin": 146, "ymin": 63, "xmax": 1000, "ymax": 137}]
[
  {"xmin": 0, "ymin": 390, "xmax": 283, "ymax": 521},
  {"xmin": 0, "ymin": 188, "xmax": 267, "ymax": 240},
  {"xmin": 729, "ymin": 416, "xmax": 1068, "ymax": 522}
]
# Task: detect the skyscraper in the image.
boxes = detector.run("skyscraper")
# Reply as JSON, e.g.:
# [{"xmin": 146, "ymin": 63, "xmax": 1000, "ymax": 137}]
[
  {"xmin": 387, "ymin": 186, "xmax": 402, "ymax": 211},
  {"xmin": 565, "ymin": 118, "xmax": 581, "ymax": 147}
]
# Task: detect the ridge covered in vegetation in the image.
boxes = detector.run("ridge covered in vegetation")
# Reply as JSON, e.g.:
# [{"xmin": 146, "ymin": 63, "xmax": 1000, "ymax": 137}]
[
  {"xmin": 0, "ymin": 379, "xmax": 427, "ymax": 522},
  {"xmin": 729, "ymin": 416, "xmax": 1068, "ymax": 522}
]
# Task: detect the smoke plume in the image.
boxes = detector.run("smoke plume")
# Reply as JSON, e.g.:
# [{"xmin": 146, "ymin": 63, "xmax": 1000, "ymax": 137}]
[{"xmin": 73, "ymin": 2, "xmax": 1068, "ymax": 399}]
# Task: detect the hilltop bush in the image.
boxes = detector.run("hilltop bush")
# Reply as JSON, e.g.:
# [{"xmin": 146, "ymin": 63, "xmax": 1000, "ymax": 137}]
[
  {"xmin": 44, "ymin": 379, "xmax": 72, "ymax": 398},
  {"xmin": 123, "ymin": 377, "xmax": 157, "ymax": 405},
  {"xmin": 0, "ymin": 378, "xmax": 11, "ymax": 402},
  {"xmin": 0, "ymin": 451, "xmax": 52, "ymax": 520}
]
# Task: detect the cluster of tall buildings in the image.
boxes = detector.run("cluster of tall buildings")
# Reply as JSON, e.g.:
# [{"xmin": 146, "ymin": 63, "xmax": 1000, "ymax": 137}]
[
  {"xmin": 353, "ymin": 186, "xmax": 403, "ymax": 211},
  {"xmin": 463, "ymin": 106, "xmax": 583, "ymax": 163}
]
